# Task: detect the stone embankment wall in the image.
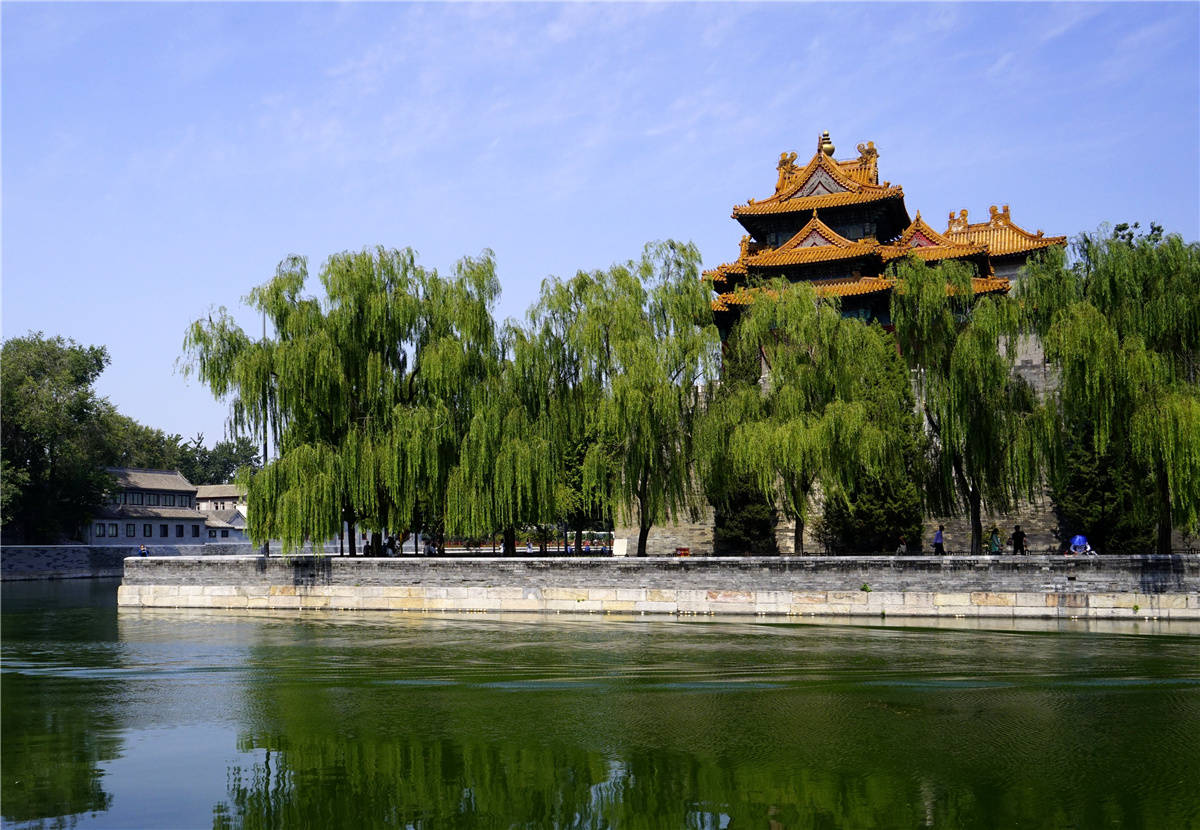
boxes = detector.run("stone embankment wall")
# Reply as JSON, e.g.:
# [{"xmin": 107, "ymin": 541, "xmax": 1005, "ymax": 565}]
[
  {"xmin": 1, "ymin": 544, "xmax": 258, "ymax": 580},
  {"xmin": 118, "ymin": 555, "xmax": 1200, "ymax": 620}
]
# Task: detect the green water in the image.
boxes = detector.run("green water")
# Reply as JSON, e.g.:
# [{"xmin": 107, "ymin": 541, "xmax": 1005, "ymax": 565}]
[{"xmin": 2, "ymin": 580, "xmax": 1198, "ymax": 829}]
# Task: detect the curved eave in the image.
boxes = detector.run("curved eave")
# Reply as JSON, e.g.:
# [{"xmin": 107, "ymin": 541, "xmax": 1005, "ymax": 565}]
[{"xmin": 733, "ymin": 186, "xmax": 904, "ymax": 217}]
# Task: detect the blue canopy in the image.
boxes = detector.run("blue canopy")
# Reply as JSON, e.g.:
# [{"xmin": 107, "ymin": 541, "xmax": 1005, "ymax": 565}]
[{"xmin": 1070, "ymin": 535, "xmax": 1088, "ymax": 547}]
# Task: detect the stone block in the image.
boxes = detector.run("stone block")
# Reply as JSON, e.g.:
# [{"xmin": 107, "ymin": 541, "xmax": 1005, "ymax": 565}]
[
  {"xmin": 970, "ymin": 592, "xmax": 1015, "ymax": 607},
  {"xmin": 602, "ymin": 600, "xmax": 637, "ymax": 613},
  {"xmin": 647, "ymin": 589, "xmax": 677, "ymax": 602},
  {"xmin": 868, "ymin": 592, "xmax": 905, "ymax": 609},
  {"xmin": 904, "ymin": 592, "xmax": 935, "ymax": 607},
  {"xmin": 388, "ymin": 597, "xmax": 427, "ymax": 610},
  {"xmin": 934, "ymin": 592, "xmax": 971, "ymax": 607},
  {"xmin": 269, "ymin": 596, "xmax": 301, "ymax": 609},
  {"xmin": 616, "ymin": 589, "xmax": 646, "ymax": 602},
  {"xmin": 589, "ymin": 589, "xmax": 617, "ymax": 601},
  {"xmin": 547, "ymin": 599, "xmax": 602, "ymax": 612},
  {"xmin": 828, "ymin": 591, "xmax": 868, "ymax": 605},
  {"xmin": 499, "ymin": 598, "xmax": 543, "ymax": 611},
  {"xmin": 487, "ymin": 586, "xmax": 525, "ymax": 600},
  {"xmin": 791, "ymin": 592, "xmax": 828, "ymax": 604},
  {"xmin": 634, "ymin": 601, "xmax": 677, "ymax": 613},
  {"xmin": 202, "ymin": 585, "xmax": 238, "ymax": 596},
  {"xmin": 1014, "ymin": 592, "xmax": 1049, "ymax": 607},
  {"xmin": 545, "ymin": 587, "xmax": 590, "ymax": 601},
  {"xmin": 706, "ymin": 590, "xmax": 753, "ymax": 603},
  {"xmin": 269, "ymin": 585, "xmax": 297, "ymax": 596}
]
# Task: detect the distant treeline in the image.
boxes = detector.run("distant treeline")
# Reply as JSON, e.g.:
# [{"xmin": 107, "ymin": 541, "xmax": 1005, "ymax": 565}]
[{"xmin": 0, "ymin": 336, "xmax": 259, "ymax": 544}]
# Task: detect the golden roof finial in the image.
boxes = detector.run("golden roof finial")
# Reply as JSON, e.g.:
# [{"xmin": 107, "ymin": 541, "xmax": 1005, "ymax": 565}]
[{"xmin": 818, "ymin": 130, "xmax": 835, "ymax": 157}]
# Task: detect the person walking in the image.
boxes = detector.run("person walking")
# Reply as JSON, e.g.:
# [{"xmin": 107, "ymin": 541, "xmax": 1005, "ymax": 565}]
[
  {"xmin": 1009, "ymin": 525, "xmax": 1027, "ymax": 556},
  {"xmin": 933, "ymin": 525, "xmax": 945, "ymax": 556},
  {"xmin": 988, "ymin": 527, "xmax": 1002, "ymax": 554}
]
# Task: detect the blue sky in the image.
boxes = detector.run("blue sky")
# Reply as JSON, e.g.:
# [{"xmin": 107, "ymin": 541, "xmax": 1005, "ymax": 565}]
[{"xmin": 4, "ymin": 2, "xmax": 1198, "ymax": 451}]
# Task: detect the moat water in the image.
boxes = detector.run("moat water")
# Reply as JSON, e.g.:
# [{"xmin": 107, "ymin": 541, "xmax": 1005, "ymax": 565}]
[{"xmin": 3, "ymin": 578, "xmax": 1198, "ymax": 829}]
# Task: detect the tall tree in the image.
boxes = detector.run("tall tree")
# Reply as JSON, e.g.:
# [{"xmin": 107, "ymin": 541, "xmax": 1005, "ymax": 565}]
[
  {"xmin": 1019, "ymin": 227, "xmax": 1200, "ymax": 553},
  {"xmin": 174, "ymin": 434, "xmax": 262, "ymax": 485},
  {"xmin": 1, "ymin": 333, "xmax": 115, "ymax": 543},
  {"xmin": 890, "ymin": 258, "xmax": 1043, "ymax": 554},
  {"xmin": 572, "ymin": 241, "xmax": 721, "ymax": 557},
  {"xmin": 184, "ymin": 246, "xmax": 499, "ymax": 554},
  {"xmin": 446, "ymin": 323, "xmax": 558, "ymax": 555},
  {"xmin": 529, "ymin": 268, "xmax": 612, "ymax": 553},
  {"xmin": 699, "ymin": 281, "xmax": 895, "ymax": 554}
]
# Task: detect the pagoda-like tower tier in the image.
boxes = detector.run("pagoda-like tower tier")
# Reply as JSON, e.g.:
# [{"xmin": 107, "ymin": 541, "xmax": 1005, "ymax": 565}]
[
  {"xmin": 735, "ymin": 198, "xmax": 911, "ymax": 249},
  {"xmin": 705, "ymin": 132, "xmax": 1067, "ymax": 336},
  {"xmin": 732, "ymin": 139, "xmax": 911, "ymax": 245}
]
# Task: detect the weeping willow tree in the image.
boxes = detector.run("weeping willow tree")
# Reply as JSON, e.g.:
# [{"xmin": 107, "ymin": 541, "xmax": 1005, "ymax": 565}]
[
  {"xmin": 183, "ymin": 246, "xmax": 499, "ymax": 554},
  {"xmin": 445, "ymin": 323, "xmax": 560, "ymax": 555},
  {"xmin": 569, "ymin": 241, "xmax": 721, "ymax": 557},
  {"xmin": 890, "ymin": 257, "xmax": 1043, "ymax": 554},
  {"xmin": 1018, "ymin": 228, "xmax": 1200, "ymax": 554},
  {"xmin": 698, "ymin": 281, "xmax": 896, "ymax": 554},
  {"xmin": 529, "ymin": 268, "xmax": 612, "ymax": 553}
]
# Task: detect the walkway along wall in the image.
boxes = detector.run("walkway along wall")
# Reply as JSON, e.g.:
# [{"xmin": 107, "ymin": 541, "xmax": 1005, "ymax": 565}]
[{"xmin": 118, "ymin": 555, "xmax": 1200, "ymax": 620}]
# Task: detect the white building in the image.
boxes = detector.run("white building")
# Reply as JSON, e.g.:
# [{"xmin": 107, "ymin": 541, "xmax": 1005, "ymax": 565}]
[{"xmin": 88, "ymin": 468, "xmax": 206, "ymax": 546}]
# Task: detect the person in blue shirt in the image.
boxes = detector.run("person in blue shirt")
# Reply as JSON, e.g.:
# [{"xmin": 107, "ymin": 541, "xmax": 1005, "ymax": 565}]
[
  {"xmin": 933, "ymin": 525, "xmax": 945, "ymax": 555},
  {"xmin": 1068, "ymin": 534, "xmax": 1096, "ymax": 556}
]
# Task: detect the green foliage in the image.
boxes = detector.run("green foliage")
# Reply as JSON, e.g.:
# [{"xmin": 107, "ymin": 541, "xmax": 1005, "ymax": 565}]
[
  {"xmin": 815, "ymin": 470, "xmax": 925, "ymax": 554},
  {"xmin": 1050, "ymin": 430, "xmax": 1156, "ymax": 553},
  {"xmin": 1, "ymin": 333, "xmax": 115, "ymax": 543},
  {"xmin": 186, "ymin": 247, "xmax": 500, "ymax": 553},
  {"xmin": 712, "ymin": 475, "xmax": 779, "ymax": 555},
  {"xmin": 175, "ymin": 434, "xmax": 261, "ymax": 485},
  {"xmin": 1020, "ymin": 228, "xmax": 1200, "ymax": 551},
  {"xmin": 890, "ymin": 257, "xmax": 1043, "ymax": 554},
  {"xmin": 566, "ymin": 241, "xmax": 721, "ymax": 556},
  {"xmin": 700, "ymin": 281, "xmax": 901, "ymax": 554}
]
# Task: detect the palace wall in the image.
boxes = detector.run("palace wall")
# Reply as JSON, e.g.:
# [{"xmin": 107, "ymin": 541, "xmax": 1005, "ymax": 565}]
[{"xmin": 117, "ymin": 554, "xmax": 1200, "ymax": 620}]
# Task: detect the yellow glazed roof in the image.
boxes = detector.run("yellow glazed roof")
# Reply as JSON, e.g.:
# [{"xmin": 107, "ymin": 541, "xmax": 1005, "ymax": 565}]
[
  {"xmin": 712, "ymin": 274, "xmax": 1010, "ymax": 312},
  {"xmin": 733, "ymin": 143, "xmax": 902, "ymax": 217},
  {"xmin": 746, "ymin": 216, "xmax": 878, "ymax": 267},
  {"xmin": 879, "ymin": 213, "xmax": 990, "ymax": 265},
  {"xmin": 944, "ymin": 205, "xmax": 1067, "ymax": 256}
]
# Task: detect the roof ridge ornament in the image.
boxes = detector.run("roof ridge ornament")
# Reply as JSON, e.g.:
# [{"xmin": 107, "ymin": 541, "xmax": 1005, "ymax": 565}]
[
  {"xmin": 775, "ymin": 151, "xmax": 799, "ymax": 193},
  {"xmin": 819, "ymin": 130, "xmax": 835, "ymax": 157},
  {"xmin": 856, "ymin": 141, "xmax": 877, "ymax": 161}
]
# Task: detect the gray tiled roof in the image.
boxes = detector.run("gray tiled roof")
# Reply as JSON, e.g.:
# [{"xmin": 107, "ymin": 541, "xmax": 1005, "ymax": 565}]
[
  {"xmin": 208, "ymin": 508, "xmax": 247, "ymax": 528},
  {"xmin": 107, "ymin": 468, "xmax": 197, "ymax": 492},
  {"xmin": 196, "ymin": 484, "xmax": 243, "ymax": 499},
  {"xmin": 95, "ymin": 506, "xmax": 207, "ymax": 521}
]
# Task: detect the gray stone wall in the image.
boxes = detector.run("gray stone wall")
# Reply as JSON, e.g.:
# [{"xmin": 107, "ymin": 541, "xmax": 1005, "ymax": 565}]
[
  {"xmin": 613, "ymin": 505, "xmax": 714, "ymax": 556},
  {"xmin": 1, "ymin": 543, "xmax": 260, "ymax": 581},
  {"xmin": 118, "ymin": 554, "xmax": 1200, "ymax": 619}
]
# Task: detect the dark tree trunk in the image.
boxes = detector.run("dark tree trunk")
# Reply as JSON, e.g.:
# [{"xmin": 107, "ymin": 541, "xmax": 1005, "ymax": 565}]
[
  {"xmin": 968, "ymin": 486, "xmax": 983, "ymax": 556},
  {"xmin": 1156, "ymin": 465, "xmax": 1173, "ymax": 556},
  {"xmin": 574, "ymin": 527, "xmax": 584, "ymax": 556},
  {"xmin": 502, "ymin": 527, "xmax": 517, "ymax": 557},
  {"xmin": 793, "ymin": 517, "xmax": 805, "ymax": 556},
  {"xmin": 637, "ymin": 522, "xmax": 651, "ymax": 557}
]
